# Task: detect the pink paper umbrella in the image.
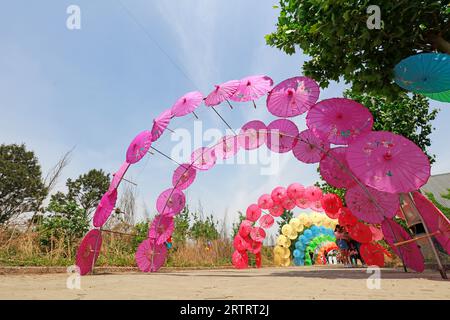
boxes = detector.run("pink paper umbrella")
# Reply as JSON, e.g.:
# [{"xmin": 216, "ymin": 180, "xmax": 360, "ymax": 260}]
[
  {"xmin": 233, "ymin": 234, "xmax": 248, "ymax": 252},
  {"xmin": 269, "ymin": 203, "xmax": 284, "ymax": 217},
  {"xmin": 171, "ymin": 91, "xmax": 203, "ymax": 117},
  {"xmin": 248, "ymin": 239, "xmax": 263, "ymax": 254},
  {"xmin": 282, "ymin": 197, "xmax": 296, "ymax": 210},
  {"xmin": 230, "ymin": 75, "xmax": 273, "ymax": 108},
  {"xmin": 126, "ymin": 130, "xmax": 152, "ymax": 164},
  {"xmin": 346, "ymin": 131, "xmax": 431, "ymax": 194},
  {"xmin": 345, "ymin": 185, "xmax": 399, "ymax": 224},
  {"xmin": 295, "ymin": 197, "xmax": 311, "ymax": 209},
  {"xmin": 310, "ymin": 200, "xmax": 324, "ymax": 212},
  {"xmin": 305, "ymin": 186, "xmax": 323, "ymax": 202},
  {"xmin": 76, "ymin": 229, "xmax": 102, "ymax": 275},
  {"xmin": 148, "ymin": 215, "xmax": 175, "ymax": 245},
  {"xmin": 306, "ymin": 98, "xmax": 373, "ymax": 145},
  {"xmin": 190, "ymin": 147, "xmax": 217, "ymax": 171},
  {"xmin": 238, "ymin": 120, "xmax": 267, "ymax": 150},
  {"xmin": 108, "ymin": 162, "xmax": 130, "ymax": 192},
  {"xmin": 232, "ymin": 250, "xmax": 249, "ymax": 269},
  {"xmin": 246, "ymin": 204, "xmax": 262, "ymax": 222},
  {"xmin": 320, "ymin": 147, "xmax": 356, "ymax": 189},
  {"xmin": 293, "ymin": 129, "xmax": 330, "ymax": 164},
  {"xmin": 381, "ymin": 218, "xmax": 425, "ymax": 272},
  {"xmin": 259, "ymin": 214, "xmax": 275, "ymax": 229},
  {"xmin": 239, "ymin": 220, "xmax": 253, "ymax": 238},
  {"xmin": 205, "ymin": 80, "xmax": 240, "ymax": 108},
  {"xmin": 412, "ymin": 192, "xmax": 450, "ymax": 254},
  {"xmin": 267, "ymin": 76, "xmax": 320, "ymax": 118},
  {"xmin": 250, "ymin": 227, "xmax": 266, "ymax": 243},
  {"xmin": 172, "ymin": 163, "xmax": 196, "ymax": 190},
  {"xmin": 93, "ymin": 189, "xmax": 118, "ymax": 228},
  {"xmin": 156, "ymin": 188, "xmax": 186, "ymax": 217},
  {"xmin": 135, "ymin": 239, "xmax": 168, "ymax": 272},
  {"xmin": 287, "ymin": 183, "xmax": 305, "ymax": 200},
  {"xmin": 369, "ymin": 226, "xmax": 384, "ymax": 241},
  {"xmin": 214, "ymin": 135, "xmax": 239, "ymax": 159},
  {"xmin": 258, "ymin": 194, "xmax": 274, "ymax": 209},
  {"xmin": 267, "ymin": 119, "xmax": 299, "ymax": 153},
  {"xmin": 271, "ymin": 186, "xmax": 287, "ymax": 204},
  {"xmin": 151, "ymin": 109, "xmax": 173, "ymax": 142}
]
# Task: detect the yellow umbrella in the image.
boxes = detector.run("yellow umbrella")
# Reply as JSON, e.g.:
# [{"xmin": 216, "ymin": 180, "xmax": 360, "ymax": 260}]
[
  {"xmin": 289, "ymin": 218, "xmax": 301, "ymax": 232},
  {"xmin": 282, "ymin": 224, "xmax": 293, "ymax": 237}
]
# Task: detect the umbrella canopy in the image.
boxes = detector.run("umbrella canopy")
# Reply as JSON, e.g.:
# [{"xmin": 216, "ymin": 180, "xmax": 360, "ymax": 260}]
[
  {"xmin": 306, "ymin": 98, "xmax": 373, "ymax": 145},
  {"xmin": 238, "ymin": 120, "xmax": 267, "ymax": 150},
  {"xmin": 126, "ymin": 130, "xmax": 152, "ymax": 164},
  {"xmin": 271, "ymin": 186, "xmax": 287, "ymax": 203},
  {"xmin": 214, "ymin": 135, "xmax": 239, "ymax": 159},
  {"xmin": 232, "ymin": 250, "xmax": 249, "ymax": 269},
  {"xmin": 266, "ymin": 76, "xmax": 320, "ymax": 118},
  {"xmin": 369, "ymin": 226, "xmax": 384, "ymax": 241},
  {"xmin": 259, "ymin": 214, "xmax": 275, "ymax": 229},
  {"xmin": 76, "ymin": 229, "xmax": 103, "ymax": 275},
  {"xmin": 287, "ymin": 183, "xmax": 305, "ymax": 200},
  {"xmin": 108, "ymin": 162, "xmax": 130, "ymax": 192},
  {"xmin": 320, "ymin": 147, "xmax": 356, "ymax": 189},
  {"xmin": 246, "ymin": 204, "xmax": 262, "ymax": 222},
  {"xmin": 258, "ymin": 194, "xmax": 274, "ymax": 209},
  {"xmin": 346, "ymin": 131, "xmax": 431, "ymax": 193},
  {"xmin": 293, "ymin": 129, "xmax": 330, "ymax": 164},
  {"xmin": 394, "ymin": 53, "xmax": 450, "ymax": 93},
  {"xmin": 151, "ymin": 109, "xmax": 173, "ymax": 142},
  {"xmin": 230, "ymin": 75, "xmax": 273, "ymax": 102},
  {"xmin": 423, "ymin": 89, "xmax": 450, "ymax": 103},
  {"xmin": 156, "ymin": 188, "xmax": 186, "ymax": 217},
  {"xmin": 381, "ymin": 218, "xmax": 425, "ymax": 272},
  {"xmin": 266, "ymin": 119, "xmax": 299, "ymax": 153},
  {"xmin": 295, "ymin": 197, "xmax": 311, "ymax": 209},
  {"xmin": 135, "ymin": 239, "xmax": 168, "ymax": 272},
  {"xmin": 205, "ymin": 80, "xmax": 240, "ymax": 107},
  {"xmin": 250, "ymin": 227, "xmax": 266, "ymax": 243},
  {"xmin": 345, "ymin": 185, "xmax": 399, "ymax": 224},
  {"xmin": 412, "ymin": 192, "xmax": 450, "ymax": 254},
  {"xmin": 338, "ymin": 207, "xmax": 358, "ymax": 227},
  {"xmin": 305, "ymin": 186, "xmax": 323, "ymax": 202},
  {"xmin": 269, "ymin": 203, "xmax": 284, "ymax": 217},
  {"xmin": 281, "ymin": 197, "xmax": 296, "ymax": 211},
  {"xmin": 171, "ymin": 91, "xmax": 203, "ymax": 117},
  {"xmin": 239, "ymin": 220, "xmax": 253, "ymax": 238},
  {"xmin": 310, "ymin": 200, "xmax": 324, "ymax": 212},
  {"xmin": 321, "ymin": 193, "xmax": 343, "ymax": 219},
  {"xmin": 248, "ymin": 239, "xmax": 263, "ymax": 254},
  {"xmin": 148, "ymin": 215, "xmax": 175, "ymax": 245},
  {"xmin": 360, "ymin": 242, "xmax": 385, "ymax": 267},
  {"xmin": 172, "ymin": 163, "xmax": 196, "ymax": 190},
  {"xmin": 347, "ymin": 222, "xmax": 373, "ymax": 244},
  {"xmin": 190, "ymin": 147, "xmax": 217, "ymax": 171},
  {"xmin": 233, "ymin": 234, "xmax": 248, "ymax": 252},
  {"xmin": 93, "ymin": 189, "xmax": 118, "ymax": 228}
]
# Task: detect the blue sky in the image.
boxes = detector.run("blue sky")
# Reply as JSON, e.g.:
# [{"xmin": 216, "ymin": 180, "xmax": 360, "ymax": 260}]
[{"xmin": 1, "ymin": 1, "xmax": 449, "ymax": 236}]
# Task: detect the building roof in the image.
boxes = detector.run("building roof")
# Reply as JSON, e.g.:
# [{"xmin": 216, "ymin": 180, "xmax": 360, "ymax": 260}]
[{"xmin": 420, "ymin": 173, "xmax": 450, "ymax": 207}]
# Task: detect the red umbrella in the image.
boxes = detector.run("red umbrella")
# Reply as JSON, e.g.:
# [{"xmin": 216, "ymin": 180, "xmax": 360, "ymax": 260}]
[
  {"xmin": 238, "ymin": 120, "xmax": 267, "ymax": 150},
  {"xmin": 345, "ymin": 185, "xmax": 399, "ymax": 224},
  {"xmin": 381, "ymin": 218, "xmax": 425, "ymax": 272},
  {"xmin": 108, "ymin": 162, "xmax": 130, "ymax": 192},
  {"xmin": 76, "ymin": 229, "xmax": 102, "ymax": 275},
  {"xmin": 321, "ymin": 193, "xmax": 343, "ymax": 219},
  {"xmin": 233, "ymin": 234, "xmax": 248, "ymax": 252},
  {"xmin": 93, "ymin": 189, "xmax": 118, "ymax": 228},
  {"xmin": 267, "ymin": 76, "xmax": 320, "ymax": 118},
  {"xmin": 258, "ymin": 194, "xmax": 274, "ymax": 209},
  {"xmin": 306, "ymin": 98, "xmax": 373, "ymax": 145},
  {"xmin": 126, "ymin": 130, "xmax": 152, "ymax": 164},
  {"xmin": 293, "ymin": 129, "xmax": 330, "ymax": 164},
  {"xmin": 338, "ymin": 207, "xmax": 358, "ymax": 227},
  {"xmin": 295, "ymin": 197, "xmax": 311, "ymax": 209},
  {"xmin": 171, "ymin": 91, "xmax": 203, "ymax": 117},
  {"xmin": 412, "ymin": 191, "xmax": 450, "ymax": 254},
  {"xmin": 172, "ymin": 163, "xmax": 196, "ymax": 190},
  {"xmin": 230, "ymin": 75, "xmax": 273, "ymax": 108},
  {"xmin": 214, "ymin": 135, "xmax": 239, "ymax": 159},
  {"xmin": 259, "ymin": 214, "xmax": 274, "ymax": 229},
  {"xmin": 250, "ymin": 227, "xmax": 266, "ymax": 243},
  {"xmin": 190, "ymin": 147, "xmax": 217, "ymax": 171},
  {"xmin": 151, "ymin": 109, "xmax": 173, "ymax": 142},
  {"xmin": 135, "ymin": 239, "xmax": 168, "ymax": 272},
  {"xmin": 156, "ymin": 188, "xmax": 186, "ymax": 217},
  {"xmin": 271, "ymin": 186, "xmax": 287, "ymax": 204},
  {"xmin": 205, "ymin": 80, "xmax": 240, "ymax": 108},
  {"xmin": 148, "ymin": 215, "xmax": 175, "ymax": 245},
  {"xmin": 248, "ymin": 239, "xmax": 263, "ymax": 254},
  {"xmin": 346, "ymin": 131, "xmax": 431, "ymax": 193},
  {"xmin": 347, "ymin": 222, "xmax": 373, "ymax": 243},
  {"xmin": 232, "ymin": 250, "xmax": 249, "ymax": 269},
  {"xmin": 320, "ymin": 147, "xmax": 356, "ymax": 189},
  {"xmin": 267, "ymin": 119, "xmax": 299, "ymax": 153},
  {"xmin": 239, "ymin": 220, "xmax": 253, "ymax": 238},
  {"xmin": 305, "ymin": 186, "xmax": 323, "ymax": 202},
  {"xmin": 360, "ymin": 242, "xmax": 386, "ymax": 267},
  {"xmin": 255, "ymin": 252, "xmax": 262, "ymax": 268},
  {"xmin": 281, "ymin": 197, "xmax": 296, "ymax": 211},
  {"xmin": 269, "ymin": 203, "xmax": 284, "ymax": 217},
  {"xmin": 287, "ymin": 183, "xmax": 305, "ymax": 200},
  {"xmin": 246, "ymin": 204, "xmax": 262, "ymax": 222}
]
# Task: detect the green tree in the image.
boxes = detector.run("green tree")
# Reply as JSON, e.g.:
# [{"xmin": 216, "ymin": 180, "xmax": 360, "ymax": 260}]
[
  {"xmin": 172, "ymin": 206, "xmax": 191, "ymax": 246},
  {"xmin": 0, "ymin": 144, "xmax": 47, "ymax": 224},
  {"xmin": 425, "ymin": 190, "xmax": 450, "ymax": 219},
  {"xmin": 266, "ymin": 1, "xmax": 450, "ymax": 98},
  {"xmin": 189, "ymin": 211, "xmax": 220, "ymax": 241},
  {"xmin": 231, "ymin": 211, "xmax": 246, "ymax": 239}
]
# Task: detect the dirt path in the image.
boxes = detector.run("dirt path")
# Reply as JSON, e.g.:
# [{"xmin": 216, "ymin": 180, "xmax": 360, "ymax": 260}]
[{"xmin": 0, "ymin": 266, "xmax": 449, "ymax": 300}]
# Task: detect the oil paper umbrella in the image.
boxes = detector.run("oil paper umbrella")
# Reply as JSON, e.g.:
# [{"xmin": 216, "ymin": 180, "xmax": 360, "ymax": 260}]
[
  {"xmin": 347, "ymin": 222, "xmax": 373, "ymax": 244},
  {"xmin": 151, "ymin": 109, "xmax": 173, "ymax": 142},
  {"xmin": 320, "ymin": 147, "xmax": 356, "ymax": 189},
  {"xmin": 305, "ymin": 186, "xmax": 323, "ymax": 202},
  {"xmin": 126, "ymin": 130, "xmax": 152, "ymax": 164},
  {"xmin": 255, "ymin": 252, "xmax": 262, "ymax": 268},
  {"xmin": 338, "ymin": 207, "xmax": 358, "ymax": 227},
  {"xmin": 246, "ymin": 204, "xmax": 262, "ymax": 222},
  {"xmin": 287, "ymin": 183, "xmax": 305, "ymax": 200},
  {"xmin": 135, "ymin": 239, "xmax": 168, "ymax": 272},
  {"xmin": 269, "ymin": 203, "xmax": 284, "ymax": 217},
  {"xmin": 148, "ymin": 215, "xmax": 175, "ymax": 245},
  {"xmin": 381, "ymin": 218, "xmax": 425, "ymax": 272},
  {"xmin": 258, "ymin": 194, "xmax": 274, "ymax": 209},
  {"xmin": 412, "ymin": 191, "xmax": 450, "ymax": 254},
  {"xmin": 281, "ymin": 197, "xmax": 296, "ymax": 211},
  {"xmin": 423, "ymin": 89, "xmax": 450, "ymax": 103},
  {"xmin": 394, "ymin": 53, "xmax": 450, "ymax": 94},
  {"xmin": 267, "ymin": 76, "xmax": 320, "ymax": 118},
  {"xmin": 266, "ymin": 119, "xmax": 299, "ymax": 153},
  {"xmin": 321, "ymin": 193, "xmax": 343, "ymax": 219},
  {"xmin": 172, "ymin": 163, "xmax": 196, "ymax": 190},
  {"xmin": 248, "ymin": 239, "xmax": 263, "ymax": 254},
  {"xmin": 93, "ymin": 189, "xmax": 118, "ymax": 228},
  {"xmin": 346, "ymin": 131, "xmax": 431, "ymax": 194},
  {"xmin": 214, "ymin": 135, "xmax": 239, "ymax": 159},
  {"xmin": 233, "ymin": 234, "xmax": 248, "ymax": 252},
  {"xmin": 310, "ymin": 200, "xmax": 324, "ymax": 212},
  {"xmin": 271, "ymin": 186, "xmax": 287, "ymax": 203},
  {"xmin": 295, "ymin": 197, "xmax": 311, "ymax": 209},
  {"xmin": 108, "ymin": 162, "xmax": 130, "ymax": 192},
  {"xmin": 238, "ymin": 120, "xmax": 267, "ymax": 150},
  {"xmin": 306, "ymin": 98, "xmax": 373, "ymax": 145},
  {"xmin": 293, "ymin": 129, "xmax": 330, "ymax": 164},
  {"xmin": 345, "ymin": 185, "xmax": 399, "ymax": 224},
  {"xmin": 259, "ymin": 214, "xmax": 274, "ymax": 229},
  {"xmin": 190, "ymin": 147, "xmax": 217, "ymax": 171},
  {"xmin": 360, "ymin": 242, "xmax": 386, "ymax": 267},
  {"xmin": 369, "ymin": 226, "xmax": 384, "ymax": 241},
  {"xmin": 156, "ymin": 188, "xmax": 186, "ymax": 217},
  {"xmin": 232, "ymin": 250, "xmax": 249, "ymax": 269},
  {"xmin": 171, "ymin": 91, "xmax": 203, "ymax": 117},
  {"xmin": 230, "ymin": 75, "xmax": 273, "ymax": 108},
  {"xmin": 204, "ymin": 80, "xmax": 240, "ymax": 109},
  {"xmin": 239, "ymin": 220, "xmax": 253, "ymax": 238},
  {"xmin": 250, "ymin": 227, "xmax": 266, "ymax": 243},
  {"xmin": 76, "ymin": 229, "xmax": 103, "ymax": 275}
]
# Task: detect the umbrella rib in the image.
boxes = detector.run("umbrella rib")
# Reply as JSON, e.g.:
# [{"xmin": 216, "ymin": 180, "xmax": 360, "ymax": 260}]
[
  {"xmin": 150, "ymin": 146, "xmax": 182, "ymax": 166},
  {"xmin": 210, "ymin": 106, "xmax": 237, "ymax": 136}
]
